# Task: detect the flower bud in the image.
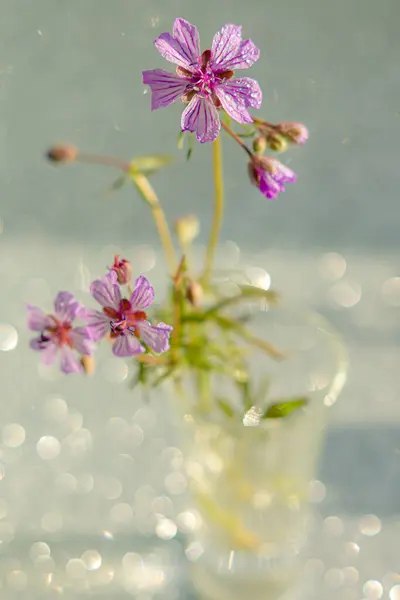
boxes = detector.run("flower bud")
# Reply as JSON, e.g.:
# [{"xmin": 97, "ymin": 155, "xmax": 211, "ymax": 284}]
[
  {"xmin": 266, "ymin": 132, "xmax": 288, "ymax": 153},
  {"xmin": 252, "ymin": 136, "xmax": 267, "ymax": 154},
  {"xmin": 81, "ymin": 355, "xmax": 96, "ymax": 376},
  {"xmin": 47, "ymin": 144, "xmax": 78, "ymax": 164},
  {"xmin": 174, "ymin": 215, "xmax": 200, "ymax": 248},
  {"xmin": 108, "ymin": 255, "xmax": 132, "ymax": 285},
  {"xmin": 186, "ymin": 279, "xmax": 203, "ymax": 307},
  {"xmin": 277, "ymin": 122, "xmax": 309, "ymax": 145}
]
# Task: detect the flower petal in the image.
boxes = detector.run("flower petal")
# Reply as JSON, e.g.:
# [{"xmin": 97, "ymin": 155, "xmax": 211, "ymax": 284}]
[
  {"xmin": 82, "ymin": 309, "xmax": 110, "ymax": 341},
  {"xmin": 172, "ymin": 18, "xmax": 201, "ymax": 67},
  {"xmin": 112, "ymin": 334, "xmax": 145, "ymax": 357},
  {"xmin": 216, "ymin": 77, "xmax": 262, "ymax": 124},
  {"xmin": 181, "ymin": 96, "xmax": 220, "ymax": 143},
  {"xmin": 142, "ymin": 69, "xmax": 189, "ymax": 110},
  {"xmin": 211, "ymin": 24, "xmax": 260, "ymax": 71},
  {"xmin": 259, "ymin": 171, "xmax": 282, "ymax": 199},
  {"xmin": 35, "ymin": 339, "xmax": 58, "ymax": 365},
  {"xmin": 54, "ymin": 291, "xmax": 81, "ymax": 322},
  {"xmin": 154, "ymin": 19, "xmax": 200, "ymax": 70},
  {"xmin": 130, "ymin": 276, "xmax": 155, "ymax": 310},
  {"xmin": 69, "ymin": 327, "xmax": 95, "ymax": 355},
  {"xmin": 90, "ymin": 271, "xmax": 121, "ymax": 310},
  {"xmin": 60, "ymin": 347, "xmax": 82, "ymax": 374},
  {"xmin": 26, "ymin": 305, "xmax": 52, "ymax": 331},
  {"xmin": 139, "ymin": 321, "xmax": 173, "ymax": 354}
]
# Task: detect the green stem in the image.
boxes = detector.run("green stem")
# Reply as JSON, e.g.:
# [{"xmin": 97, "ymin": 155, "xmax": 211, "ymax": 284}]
[
  {"xmin": 131, "ymin": 173, "xmax": 177, "ymax": 274},
  {"xmin": 202, "ymin": 136, "xmax": 224, "ymax": 285}
]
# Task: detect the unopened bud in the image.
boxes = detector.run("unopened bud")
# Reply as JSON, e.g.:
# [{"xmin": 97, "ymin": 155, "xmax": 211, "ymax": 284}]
[
  {"xmin": 266, "ymin": 132, "xmax": 288, "ymax": 153},
  {"xmin": 252, "ymin": 136, "xmax": 267, "ymax": 155},
  {"xmin": 277, "ymin": 122, "xmax": 309, "ymax": 145},
  {"xmin": 81, "ymin": 355, "xmax": 96, "ymax": 376},
  {"xmin": 108, "ymin": 255, "xmax": 132, "ymax": 285},
  {"xmin": 47, "ymin": 144, "xmax": 78, "ymax": 164},
  {"xmin": 174, "ymin": 215, "xmax": 200, "ymax": 248},
  {"xmin": 186, "ymin": 279, "xmax": 203, "ymax": 307}
]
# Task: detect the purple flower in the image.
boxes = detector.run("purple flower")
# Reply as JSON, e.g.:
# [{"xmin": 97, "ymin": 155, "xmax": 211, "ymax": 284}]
[
  {"xmin": 27, "ymin": 292, "xmax": 94, "ymax": 374},
  {"xmin": 85, "ymin": 271, "xmax": 172, "ymax": 357},
  {"xmin": 248, "ymin": 156, "xmax": 297, "ymax": 199},
  {"xmin": 142, "ymin": 18, "xmax": 262, "ymax": 143}
]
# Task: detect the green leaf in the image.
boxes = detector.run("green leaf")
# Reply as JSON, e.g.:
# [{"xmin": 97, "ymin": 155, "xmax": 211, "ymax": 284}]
[
  {"xmin": 108, "ymin": 173, "xmax": 128, "ymax": 192},
  {"xmin": 177, "ymin": 131, "xmax": 185, "ymax": 149},
  {"xmin": 129, "ymin": 154, "xmax": 173, "ymax": 176},
  {"xmin": 217, "ymin": 398, "xmax": 235, "ymax": 418},
  {"xmin": 263, "ymin": 397, "xmax": 308, "ymax": 419}
]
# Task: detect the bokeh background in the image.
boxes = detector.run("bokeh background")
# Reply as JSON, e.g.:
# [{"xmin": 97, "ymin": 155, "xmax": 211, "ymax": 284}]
[{"xmin": 0, "ymin": 0, "xmax": 400, "ymax": 598}]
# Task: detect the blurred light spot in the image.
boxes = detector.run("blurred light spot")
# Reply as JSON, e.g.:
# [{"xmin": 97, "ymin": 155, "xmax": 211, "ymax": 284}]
[
  {"xmin": 155, "ymin": 517, "xmax": 177, "ymax": 540},
  {"xmin": 359, "ymin": 514, "xmax": 381, "ymax": 536},
  {"xmin": 55, "ymin": 473, "xmax": 77, "ymax": 494},
  {"xmin": 343, "ymin": 541, "xmax": 360, "ymax": 559},
  {"xmin": 34, "ymin": 555, "xmax": 55, "ymax": 572},
  {"xmin": 152, "ymin": 495, "xmax": 173, "ymax": 517},
  {"xmin": 2, "ymin": 423, "xmax": 25, "ymax": 448},
  {"xmin": 0, "ymin": 325, "xmax": 18, "ymax": 351},
  {"xmin": 122, "ymin": 552, "xmax": 143, "ymax": 570},
  {"xmin": 100, "ymin": 477, "xmax": 123, "ymax": 500},
  {"xmin": 305, "ymin": 558, "xmax": 325, "ymax": 577},
  {"xmin": 103, "ymin": 358, "xmax": 129, "ymax": 383},
  {"xmin": 162, "ymin": 447, "xmax": 183, "ymax": 470},
  {"xmin": 41, "ymin": 511, "xmax": 63, "ymax": 533},
  {"xmin": 307, "ymin": 373, "xmax": 328, "ymax": 392},
  {"xmin": 43, "ymin": 397, "xmax": 68, "ymax": 422},
  {"xmin": 324, "ymin": 567, "xmax": 344, "ymax": 588},
  {"xmin": 6, "ymin": 570, "xmax": 27, "ymax": 591},
  {"xmin": 81, "ymin": 550, "xmax": 102, "ymax": 571},
  {"xmin": 66, "ymin": 428, "xmax": 92, "ymax": 454},
  {"xmin": 308, "ymin": 480, "xmax": 326, "ymax": 503},
  {"xmin": 177, "ymin": 510, "xmax": 201, "ymax": 533},
  {"xmin": 130, "ymin": 245, "xmax": 157, "ymax": 273},
  {"xmin": 150, "ymin": 16, "xmax": 160, "ymax": 27},
  {"xmin": 65, "ymin": 410, "xmax": 83, "ymax": 432},
  {"xmin": 110, "ymin": 502, "xmax": 133, "ymax": 523},
  {"xmin": 252, "ymin": 490, "xmax": 273, "ymax": 509},
  {"xmin": 102, "ymin": 530, "xmax": 114, "ymax": 540},
  {"xmin": 36, "ymin": 436, "xmax": 61, "ymax": 460},
  {"xmin": 164, "ymin": 472, "xmax": 187, "ymax": 495},
  {"xmin": 323, "ymin": 516, "xmax": 344, "ymax": 536},
  {"xmin": 343, "ymin": 567, "xmax": 359, "ymax": 585},
  {"xmin": 390, "ymin": 585, "xmax": 400, "ymax": 600},
  {"xmin": 330, "ymin": 281, "xmax": 362, "ymax": 308},
  {"xmin": 66, "ymin": 558, "xmax": 86, "ymax": 579},
  {"xmin": 363, "ymin": 580, "xmax": 383, "ymax": 599},
  {"xmin": 205, "ymin": 452, "xmax": 224, "ymax": 474},
  {"xmin": 30, "ymin": 542, "xmax": 51, "ymax": 560},
  {"xmin": 185, "ymin": 541, "xmax": 204, "ymax": 562},
  {"xmin": 107, "ymin": 417, "xmax": 130, "ymax": 439},
  {"xmin": 382, "ymin": 277, "xmax": 400, "ymax": 306},
  {"xmin": 383, "ymin": 573, "xmax": 400, "ymax": 588},
  {"xmin": 76, "ymin": 474, "xmax": 94, "ymax": 495},
  {"xmin": 318, "ymin": 252, "xmax": 347, "ymax": 281},
  {"xmin": 134, "ymin": 407, "xmax": 156, "ymax": 430},
  {"xmin": 245, "ymin": 266, "xmax": 271, "ymax": 290},
  {"xmin": 131, "ymin": 424, "xmax": 145, "ymax": 447}
]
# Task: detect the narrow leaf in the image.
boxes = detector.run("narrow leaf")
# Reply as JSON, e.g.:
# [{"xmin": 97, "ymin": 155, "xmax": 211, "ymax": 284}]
[
  {"xmin": 263, "ymin": 397, "xmax": 308, "ymax": 419},
  {"xmin": 129, "ymin": 154, "xmax": 173, "ymax": 176}
]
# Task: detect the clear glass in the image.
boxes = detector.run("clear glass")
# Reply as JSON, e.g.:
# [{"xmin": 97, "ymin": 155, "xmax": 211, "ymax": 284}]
[{"xmin": 178, "ymin": 303, "xmax": 348, "ymax": 600}]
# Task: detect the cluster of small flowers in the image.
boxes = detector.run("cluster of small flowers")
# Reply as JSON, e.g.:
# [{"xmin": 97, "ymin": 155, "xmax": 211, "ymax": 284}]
[
  {"xmin": 27, "ymin": 257, "xmax": 172, "ymax": 374},
  {"xmin": 142, "ymin": 17, "xmax": 308, "ymax": 201}
]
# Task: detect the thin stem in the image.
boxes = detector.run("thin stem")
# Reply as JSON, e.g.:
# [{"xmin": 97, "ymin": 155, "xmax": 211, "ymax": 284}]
[
  {"xmin": 202, "ymin": 135, "xmax": 224, "ymax": 284},
  {"xmin": 130, "ymin": 173, "xmax": 177, "ymax": 274},
  {"xmin": 76, "ymin": 152, "xmax": 130, "ymax": 171},
  {"xmin": 221, "ymin": 122, "xmax": 253, "ymax": 158}
]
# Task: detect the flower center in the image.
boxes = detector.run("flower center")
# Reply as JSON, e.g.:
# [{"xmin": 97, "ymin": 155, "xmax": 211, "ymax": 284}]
[
  {"xmin": 104, "ymin": 300, "xmax": 147, "ymax": 338},
  {"xmin": 46, "ymin": 318, "xmax": 72, "ymax": 347},
  {"xmin": 177, "ymin": 50, "xmax": 234, "ymax": 102}
]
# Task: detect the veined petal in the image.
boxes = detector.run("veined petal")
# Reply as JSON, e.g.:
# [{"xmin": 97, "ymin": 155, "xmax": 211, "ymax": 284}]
[
  {"xmin": 112, "ymin": 334, "xmax": 145, "ymax": 357},
  {"xmin": 139, "ymin": 321, "xmax": 172, "ymax": 354},
  {"xmin": 130, "ymin": 276, "xmax": 155, "ymax": 310},
  {"xmin": 26, "ymin": 305, "xmax": 52, "ymax": 331},
  {"xmin": 259, "ymin": 171, "xmax": 282, "ymax": 199},
  {"xmin": 41, "ymin": 340, "xmax": 58, "ymax": 365},
  {"xmin": 82, "ymin": 309, "xmax": 110, "ymax": 341},
  {"xmin": 172, "ymin": 18, "xmax": 201, "ymax": 67},
  {"xmin": 142, "ymin": 69, "xmax": 189, "ymax": 110},
  {"xmin": 60, "ymin": 346, "xmax": 82, "ymax": 374},
  {"xmin": 181, "ymin": 96, "xmax": 220, "ymax": 143},
  {"xmin": 216, "ymin": 77, "xmax": 261, "ymax": 124},
  {"xmin": 69, "ymin": 327, "xmax": 95, "ymax": 355},
  {"xmin": 90, "ymin": 271, "xmax": 121, "ymax": 311},
  {"xmin": 211, "ymin": 24, "xmax": 260, "ymax": 71},
  {"xmin": 54, "ymin": 291, "xmax": 81, "ymax": 322},
  {"xmin": 155, "ymin": 27, "xmax": 198, "ymax": 71}
]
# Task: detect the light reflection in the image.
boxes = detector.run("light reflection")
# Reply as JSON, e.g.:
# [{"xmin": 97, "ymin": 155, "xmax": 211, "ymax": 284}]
[
  {"xmin": 318, "ymin": 252, "xmax": 347, "ymax": 281},
  {"xmin": 330, "ymin": 281, "xmax": 362, "ymax": 307},
  {"xmin": 358, "ymin": 514, "xmax": 381, "ymax": 536}
]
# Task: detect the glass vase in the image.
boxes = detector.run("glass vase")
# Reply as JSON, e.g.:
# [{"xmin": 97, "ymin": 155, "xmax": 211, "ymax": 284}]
[{"xmin": 176, "ymin": 301, "xmax": 348, "ymax": 600}]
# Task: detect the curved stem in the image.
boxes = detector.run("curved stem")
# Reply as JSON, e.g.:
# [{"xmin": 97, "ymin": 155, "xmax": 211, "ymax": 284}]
[
  {"xmin": 202, "ymin": 135, "xmax": 224, "ymax": 285},
  {"xmin": 131, "ymin": 173, "xmax": 177, "ymax": 274},
  {"xmin": 221, "ymin": 122, "xmax": 253, "ymax": 158}
]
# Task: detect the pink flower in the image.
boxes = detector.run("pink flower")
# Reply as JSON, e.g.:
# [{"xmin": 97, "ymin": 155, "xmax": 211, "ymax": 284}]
[
  {"xmin": 248, "ymin": 156, "xmax": 297, "ymax": 199},
  {"xmin": 142, "ymin": 18, "xmax": 262, "ymax": 143},
  {"xmin": 108, "ymin": 255, "xmax": 133, "ymax": 285},
  {"xmin": 85, "ymin": 271, "xmax": 172, "ymax": 357},
  {"xmin": 27, "ymin": 292, "xmax": 94, "ymax": 374}
]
